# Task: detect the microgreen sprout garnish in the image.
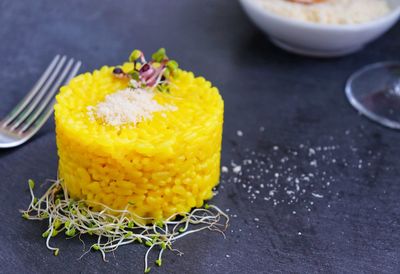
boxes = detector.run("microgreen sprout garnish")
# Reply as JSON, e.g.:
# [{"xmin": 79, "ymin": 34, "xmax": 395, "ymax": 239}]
[
  {"xmin": 113, "ymin": 48, "xmax": 179, "ymax": 93},
  {"xmin": 21, "ymin": 179, "xmax": 229, "ymax": 273}
]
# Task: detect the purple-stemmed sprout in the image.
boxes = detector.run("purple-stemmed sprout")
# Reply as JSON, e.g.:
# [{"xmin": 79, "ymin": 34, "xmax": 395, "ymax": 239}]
[{"xmin": 113, "ymin": 48, "xmax": 179, "ymax": 91}]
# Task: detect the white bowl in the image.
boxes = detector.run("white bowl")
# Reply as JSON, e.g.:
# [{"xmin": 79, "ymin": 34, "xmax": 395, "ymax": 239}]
[{"xmin": 239, "ymin": 0, "xmax": 400, "ymax": 57}]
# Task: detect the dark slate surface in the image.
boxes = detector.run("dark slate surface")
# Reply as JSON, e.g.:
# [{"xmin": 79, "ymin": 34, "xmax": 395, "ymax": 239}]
[{"xmin": 1, "ymin": 1, "xmax": 400, "ymax": 273}]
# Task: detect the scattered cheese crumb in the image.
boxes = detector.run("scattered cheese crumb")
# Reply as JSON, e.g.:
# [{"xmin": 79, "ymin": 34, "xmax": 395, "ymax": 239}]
[
  {"xmin": 221, "ymin": 166, "xmax": 229, "ymax": 173},
  {"xmin": 233, "ymin": 166, "xmax": 242, "ymax": 173},
  {"xmin": 312, "ymin": 193, "xmax": 324, "ymax": 198},
  {"xmin": 237, "ymin": 130, "xmax": 243, "ymax": 137}
]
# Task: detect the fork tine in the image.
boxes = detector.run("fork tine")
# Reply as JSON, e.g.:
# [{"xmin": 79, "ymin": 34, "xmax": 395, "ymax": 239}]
[
  {"xmin": 23, "ymin": 98, "xmax": 57, "ymax": 139},
  {"xmin": 19, "ymin": 59, "xmax": 82, "ymax": 133},
  {"xmin": 2, "ymin": 55, "xmax": 61, "ymax": 126},
  {"xmin": 22, "ymin": 59, "xmax": 80, "ymax": 138},
  {"xmin": 64, "ymin": 60, "xmax": 82, "ymax": 86},
  {"xmin": 8, "ymin": 56, "xmax": 67, "ymax": 130}
]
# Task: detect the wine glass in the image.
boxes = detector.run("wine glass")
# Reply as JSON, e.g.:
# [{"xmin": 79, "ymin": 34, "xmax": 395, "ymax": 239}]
[{"xmin": 346, "ymin": 62, "xmax": 400, "ymax": 129}]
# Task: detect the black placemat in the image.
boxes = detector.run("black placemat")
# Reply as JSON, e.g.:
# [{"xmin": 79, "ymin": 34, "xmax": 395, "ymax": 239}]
[{"xmin": 1, "ymin": 1, "xmax": 399, "ymax": 273}]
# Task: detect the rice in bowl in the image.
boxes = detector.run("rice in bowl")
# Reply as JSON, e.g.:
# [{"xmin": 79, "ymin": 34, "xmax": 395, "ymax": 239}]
[{"xmin": 257, "ymin": 0, "xmax": 391, "ymax": 25}]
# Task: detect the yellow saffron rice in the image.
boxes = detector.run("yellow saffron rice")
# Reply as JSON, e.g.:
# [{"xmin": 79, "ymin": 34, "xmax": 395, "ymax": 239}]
[{"xmin": 54, "ymin": 63, "xmax": 224, "ymax": 222}]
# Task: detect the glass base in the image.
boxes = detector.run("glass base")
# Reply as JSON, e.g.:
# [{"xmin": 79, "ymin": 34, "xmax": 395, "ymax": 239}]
[{"xmin": 345, "ymin": 62, "xmax": 400, "ymax": 129}]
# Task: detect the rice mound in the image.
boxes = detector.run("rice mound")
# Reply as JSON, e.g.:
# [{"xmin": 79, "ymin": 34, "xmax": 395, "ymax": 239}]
[{"xmin": 54, "ymin": 63, "xmax": 224, "ymax": 222}]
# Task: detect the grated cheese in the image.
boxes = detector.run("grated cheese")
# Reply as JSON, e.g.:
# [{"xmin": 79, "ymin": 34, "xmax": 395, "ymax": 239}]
[{"xmin": 88, "ymin": 88, "xmax": 176, "ymax": 126}]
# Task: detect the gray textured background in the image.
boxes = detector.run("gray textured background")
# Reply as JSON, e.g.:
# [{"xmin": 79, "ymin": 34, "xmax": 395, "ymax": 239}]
[{"xmin": 0, "ymin": 0, "xmax": 400, "ymax": 273}]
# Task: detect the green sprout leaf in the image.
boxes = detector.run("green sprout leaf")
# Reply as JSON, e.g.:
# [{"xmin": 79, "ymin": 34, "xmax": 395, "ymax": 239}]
[
  {"xmin": 65, "ymin": 228, "xmax": 76, "ymax": 237},
  {"xmin": 53, "ymin": 219, "xmax": 62, "ymax": 229},
  {"xmin": 129, "ymin": 50, "xmax": 142, "ymax": 62},
  {"xmin": 152, "ymin": 48, "xmax": 167, "ymax": 62},
  {"xmin": 166, "ymin": 60, "xmax": 179, "ymax": 72},
  {"xmin": 51, "ymin": 230, "xmax": 59, "ymax": 237},
  {"xmin": 155, "ymin": 259, "xmax": 162, "ymax": 267},
  {"xmin": 22, "ymin": 212, "xmax": 29, "ymax": 219},
  {"xmin": 64, "ymin": 220, "xmax": 71, "ymax": 228},
  {"xmin": 92, "ymin": 244, "xmax": 100, "ymax": 251},
  {"xmin": 124, "ymin": 231, "xmax": 133, "ymax": 239},
  {"xmin": 78, "ymin": 201, "xmax": 85, "ymax": 208},
  {"xmin": 156, "ymin": 221, "xmax": 164, "ymax": 228},
  {"xmin": 129, "ymin": 71, "xmax": 140, "ymax": 81},
  {"xmin": 28, "ymin": 179, "xmax": 35, "ymax": 190},
  {"xmin": 163, "ymin": 69, "xmax": 171, "ymax": 79}
]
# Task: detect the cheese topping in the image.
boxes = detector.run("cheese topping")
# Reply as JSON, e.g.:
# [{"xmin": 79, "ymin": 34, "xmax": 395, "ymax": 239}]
[{"xmin": 88, "ymin": 88, "xmax": 176, "ymax": 126}]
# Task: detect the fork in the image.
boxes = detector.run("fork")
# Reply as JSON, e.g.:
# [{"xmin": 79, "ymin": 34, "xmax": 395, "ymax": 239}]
[{"xmin": 0, "ymin": 55, "xmax": 81, "ymax": 148}]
